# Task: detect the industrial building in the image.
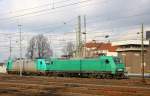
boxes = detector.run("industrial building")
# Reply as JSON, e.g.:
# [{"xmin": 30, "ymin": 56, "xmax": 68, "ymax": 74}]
[
  {"xmin": 112, "ymin": 40, "xmax": 150, "ymax": 74},
  {"xmin": 146, "ymin": 31, "xmax": 150, "ymax": 40}
]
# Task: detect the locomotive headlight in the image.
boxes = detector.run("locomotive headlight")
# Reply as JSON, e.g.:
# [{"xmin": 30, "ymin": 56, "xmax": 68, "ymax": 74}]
[{"xmin": 117, "ymin": 69, "xmax": 123, "ymax": 71}]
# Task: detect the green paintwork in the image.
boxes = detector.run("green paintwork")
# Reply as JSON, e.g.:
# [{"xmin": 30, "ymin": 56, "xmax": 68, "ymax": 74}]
[
  {"xmin": 6, "ymin": 56, "xmax": 125, "ymax": 75},
  {"xmin": 6, "ymin": 58, "xmax": 13, "ymax": 71},
  {"xmin": 48, "ymin": 59, "xmax": 80, "ymax": 71},
  {"xmin": 113, "ymin": 57, "xmax": 125, "ymax": 73},
  {"xmin": 36, "ymin": 59, "xmax": 47, "ymax": 71},
  {"xmin": 47, "ymin": 56, "xmax": 125, "ymax": 74},
  {"xmin": 81, "ymin": 57, "xmax": 113, "ymax": 72}
]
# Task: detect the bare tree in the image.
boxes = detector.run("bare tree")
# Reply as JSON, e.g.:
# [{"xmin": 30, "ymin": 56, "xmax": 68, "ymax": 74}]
[
  {"xmin": 26, "ymin": 34, "xmax": 53, "ymax": 59},
  {"xmin": 62, "ymin": 41, "xmax": 75, "ymax": 56}
]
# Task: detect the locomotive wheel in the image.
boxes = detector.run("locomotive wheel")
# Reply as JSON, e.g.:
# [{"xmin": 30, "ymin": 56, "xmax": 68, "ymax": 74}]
[{"xmin": 106, "ymin": 74, "xmax": 113, "ymax": 79}]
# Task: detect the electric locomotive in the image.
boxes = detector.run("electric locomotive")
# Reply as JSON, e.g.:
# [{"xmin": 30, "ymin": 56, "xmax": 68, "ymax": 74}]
[
  {"xmin": 6, "ymin": 56, "xmax": 126, "ymax": 78},
  {"xmin": 46, "ymin": 56, "xmax": 126, "ymax": 78}
]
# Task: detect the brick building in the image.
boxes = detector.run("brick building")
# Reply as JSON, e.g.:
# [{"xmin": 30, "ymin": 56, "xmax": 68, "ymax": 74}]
[
  {"xmin": 112, "ymin": 40, "xmax": 150, "ymax": 73},
  {"xmin": 84, "ymin": 40, "xmax": 118, "ymax": 57}
]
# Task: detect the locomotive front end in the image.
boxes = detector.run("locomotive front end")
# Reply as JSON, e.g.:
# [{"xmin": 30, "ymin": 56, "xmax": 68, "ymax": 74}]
[{"xmin": 113, "ymin": 57, "xmax": 126, "ymax": 78}]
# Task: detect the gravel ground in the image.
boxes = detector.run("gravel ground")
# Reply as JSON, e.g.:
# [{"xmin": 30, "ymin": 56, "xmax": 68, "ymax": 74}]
[{"xmin": 0, "ymin": 74, "xmax": 150, "ymax": 96}]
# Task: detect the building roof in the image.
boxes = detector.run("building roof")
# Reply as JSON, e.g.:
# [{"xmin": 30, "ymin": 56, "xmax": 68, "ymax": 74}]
[
  {"xmin": 112, "ymin": 40, "xmax": 149, "ymax": 46},
  {"xmin": 85, "ymin": 42, "xmax": 118, "ymax": 52}
]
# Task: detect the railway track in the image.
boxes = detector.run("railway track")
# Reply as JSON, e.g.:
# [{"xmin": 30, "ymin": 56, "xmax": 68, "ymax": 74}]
[
  {"xmin": 0, "ymin": 79, "xmax": 150, "ymax": 96},
  {"xmin": 0, "ymin": 80, "xmax": 150, "ymax": 90},
  {"xmin": 0, "ymin": 74, "xmax": 150, "ymax": 96}
]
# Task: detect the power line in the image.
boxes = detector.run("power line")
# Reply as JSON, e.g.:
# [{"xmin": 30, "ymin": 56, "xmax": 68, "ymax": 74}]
[
  {"xmin": 13, "ymin": 10, "xmax": 150, "ymax": 35},
  {"xmin": 33, "ymin": 12, "xmax": 150, "ymax": 35},
  {"xmin": 0, "ymin": 25, "xmax": 149, "ymax": 44},
  {"xmin": 0, "ymin": 0, "xmax": 93, "ymax": 21},
  {"xmin": 0, "ymin": 0, "xmax": 72, "ymax": 15},
  {"xmin": 86, "ymin": 24, "xmax": 144, "ymax": 34},
  {"xmin": 0, "ymin": 0, "xmax": 149, "ymax": 33},
  {"xmin": 86, "ymin": 12, "xmax": 150, "ymax": 27},
  {"xmin": 30, "ymin": 16, "xmax": 77, "ymax": 32},
  {"xmin": 0, "ymin": 0, "xmax": 107, "ymax": 26}
]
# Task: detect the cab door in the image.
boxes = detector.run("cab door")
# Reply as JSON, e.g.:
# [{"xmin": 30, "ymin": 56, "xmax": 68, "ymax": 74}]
[{"xmin": 37, "ymin": 59, "xmax": 47, "ymax": 72}]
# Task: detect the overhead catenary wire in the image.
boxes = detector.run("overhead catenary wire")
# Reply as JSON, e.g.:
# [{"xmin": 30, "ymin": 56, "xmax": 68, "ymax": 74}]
[
  {"xmin": 89, "ymin": 13, "xmax": 150, "ymax": 26},
  {"xmin": 1, "ymin": 21, "xmax": 148, "ymax": 42},
  {"xmin": 0, "ymin": 0, "xmax": 149, "ymax": 31},
  {"xmin": 29, "ymin": 12, "xmax": 150, "ymax": 35},
  {"xmin": 30, "ymin": 16, "xmax": 77, "ymax": 32},
  {"xmin": 9, "ymin": 8, "xmax": 150, "ymax": 35},
  {"xmin": 0, "ymin": 0, "xmax": 73, "ymax": 16},
  {"xmin": 0, "ymin": 0, "xmax": 99, "ymax": 29},
  {"xmin": 0, "ymin": 2, "xmax": 149, "ymax": 44},
  {"xmin": 1, "ymin": 1, "xmax": 150, "ymax": 62},
  {"xmin": 0, "ymin": 0, "xmax": 136, "ymax": 33},
  {"xmin": 0, "ymin": 12, "xmax": 149, "ymax": 39},
  {"xmin": 0, "ymin": 0, "xmax": 93, "ymax": 21}
]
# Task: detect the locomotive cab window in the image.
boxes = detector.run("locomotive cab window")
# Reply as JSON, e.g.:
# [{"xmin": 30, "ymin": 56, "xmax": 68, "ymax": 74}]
[
  {"xmin": 45, "ymin": 60, "xmax": 50, "ymax": 65},
  {"xmin": 105, "ymin": 59, "xmax": 109, "ymax": 64},
  {"xmin": 114, "ymin": 57, "xmax": 122, "ymax": 64},
  {"xmin": 40, "ymin": 61, "xmax": 42, "ymax": 65}
]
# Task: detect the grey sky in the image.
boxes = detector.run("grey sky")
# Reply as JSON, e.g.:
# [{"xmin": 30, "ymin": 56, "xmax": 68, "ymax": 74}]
[{"xmin": 0, "ymin": 0, "xmax": 150, "ymax": 62}]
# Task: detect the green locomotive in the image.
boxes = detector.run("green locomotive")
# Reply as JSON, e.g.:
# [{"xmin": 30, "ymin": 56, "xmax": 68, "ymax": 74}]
[
  {"xmin": 46, "ymin": 56, "xmax": 125, "ymax": 78},
  {"xmin": 6, "ymin": 56, "xmax": 126, "ymax": 78}
]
